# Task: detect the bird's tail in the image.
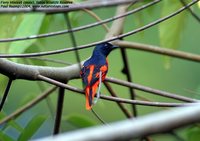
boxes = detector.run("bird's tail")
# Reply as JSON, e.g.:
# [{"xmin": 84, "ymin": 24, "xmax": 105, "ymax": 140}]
[{"xmin": 85, "ymin": 83, "xmax": 98, "ymax": 110}]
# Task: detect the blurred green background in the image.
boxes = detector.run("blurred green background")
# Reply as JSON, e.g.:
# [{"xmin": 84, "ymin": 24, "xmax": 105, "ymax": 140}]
[{"xmin": 0, "ymin": 1, "xmax": 200, "ymax": 140}]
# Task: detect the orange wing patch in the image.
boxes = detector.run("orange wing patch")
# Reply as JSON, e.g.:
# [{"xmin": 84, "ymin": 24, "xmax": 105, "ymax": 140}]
[
  {"xmin": 100, "ymin": 65, "xmax": 108, "ymax": 81},
  {"xmin": 85, "ymin": 81, "xmax": 99, "ymax": 110},
  {"xmin": 87, "ymin": 65, "xmax": 94, "ymax": 86}
]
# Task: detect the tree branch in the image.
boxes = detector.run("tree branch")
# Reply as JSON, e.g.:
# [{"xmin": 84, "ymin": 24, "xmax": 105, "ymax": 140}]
[
  {"xmin": 53, "ymin": 87, "xmax": 65, "ymax": 135},
  {"xmin": 117, "ymin": 40, "xmax": 200, "ymax": 63},
  {"xmin": 0, "ymin": 58, "xmax": 81, "ymax": 81},
  {"xmin": 106, "ymin": 77, "xmax": 199, "ymax": 103},
  {"xmin": 83, "ymin": 9, "xmax": 109, "ymax": 32},
  {"xmin": 0, "ymin": 78, "xmax": 13, "ymax": 111},
  {"xmin": 34, "ymin": 104, "xmax": 200, "ymax": 141},
  {"xmin": 179, "ymin": 0, "xmax": 200, "ymax": 23},
  {"xmin": 105, "ymin": 4, "xmax": 130, "ymax": 39},
  {"xmin": 28, "ymin": 57, "xmax": 72, "ymax": 65}
]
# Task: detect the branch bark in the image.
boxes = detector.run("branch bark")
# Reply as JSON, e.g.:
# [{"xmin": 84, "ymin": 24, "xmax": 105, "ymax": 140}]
[
  {"xmin": 0, "ymin": 58, "xmax": 80, "ymax": 81},
  {"xmin": 117, "ymin": 40, "xmax": 200, "ymax": 63},
  {"xmin": 105, "ymin": 4, "xmax": 130, "ymax": 39},
  {"xmin": 34, "ymin": 104, "xmax": 200, "ymax": 141},
  {"xmin": 106, "ymin": 77, "xmax": 199, "ymax": 103}
]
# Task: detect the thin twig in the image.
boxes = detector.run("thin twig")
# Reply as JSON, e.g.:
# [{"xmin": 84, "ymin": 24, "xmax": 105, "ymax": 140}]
[
  {"xmin": 100, "ymin": 95, "xmax": 189, "ymax": 107},
  {"xmin": 65, "ymin": 13, "xmax": 82, "ymax": 70},
  {"xmin": 120, "ymin": 47, "xmax": 137, "ymax": 116},
  {"xmin": 36, "ymin": 75, "xmax": 194, "ymax": 107},
  {"xmin": 83, "ymin": 9, "xmax": 109, "ymax": 32},
  {"xmin": 0, "ymin": 0, "xmax": 197, "ymax": 58},
  {"xmin": 53, "ymin": 87, "xmax": 65, "ymax": 135},
  {"xmin": 0, "ymin": 86, "xmax": 57, "ymax": 125},
  {"xmin": 91, "ymin": 108, "xmax": 108, "ymax": 125},
  {"xmin": 179, "ymin": 0, "xmax": 200, "ymax": 23},
  {"xmin": 0, "ymin": 78, "xmax": 13, "ymax": 111},
  {"xmin": 117, "ymin": 40, "xmax": 200, "ymax": 63},
  {"xmin": 136, "ymin": 94, "xmax": 152, "ymax": 102},
  {"xmin": 29, "ymin": 57, "xmax": 72, "ymax": 65},
  {"xmin": 106, "ymin": 77, "xmax": 199, "ymax": 103}
]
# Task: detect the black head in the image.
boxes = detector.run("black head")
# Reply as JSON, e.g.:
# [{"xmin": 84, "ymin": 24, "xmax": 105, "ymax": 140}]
[{"xmin": 94, "ymin": 42, "xmax": 118, "ymax": 56}]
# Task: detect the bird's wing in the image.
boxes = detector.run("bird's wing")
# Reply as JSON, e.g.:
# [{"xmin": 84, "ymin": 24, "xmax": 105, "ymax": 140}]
[
  {"xmin": 80, "ymin": 65, "xmax": 96, "ymax": 87},
  {"xmin": 80, "ymin": 65, "xmax": 101, "ymax": 86}
]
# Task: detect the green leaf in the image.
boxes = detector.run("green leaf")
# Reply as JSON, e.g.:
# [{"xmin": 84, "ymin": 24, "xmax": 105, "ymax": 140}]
[
  {"xmin": 63, "ymin": 114, "xmax": 97, "ymax": 128},
  {"xmin": 159, "ymin": 1, "xmax": 188, "ymax": 69},
  {"xmin": 198, "ymin": 1, "xmax": 200, "ymax": 9},
  {"xmin": 8, "ymin": 13, "xmax": 45, "ymax": 61},
  {"xmin": 39, "ymin": 15, "xmax": 53, "ymax": 36},
  {"xmin": 187, "ymin": 126, "xmax": 200, "ymax": 141},
  {"xmin": 18, "ymin": 115, "xmax": 47, "ymax": 141},
  {"xmin": 0, "ymin": 14, "xmax": 23, "ymax": 52},
  {"xmin": 0, "ymin": 131, "xmax": 14, "ymax": 141},
  {"xmin": 68, "ymin": 12, "xmax": 80, "ymax": 27},
  {"xmin": 52, "ymin": 13, "xmax": 67, "ymax": 28}
]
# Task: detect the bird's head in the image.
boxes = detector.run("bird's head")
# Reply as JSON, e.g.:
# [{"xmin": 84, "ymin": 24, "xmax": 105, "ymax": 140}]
[{"xmin": 94, "ymin": 42, "xmax": 118, "ymax": 56}]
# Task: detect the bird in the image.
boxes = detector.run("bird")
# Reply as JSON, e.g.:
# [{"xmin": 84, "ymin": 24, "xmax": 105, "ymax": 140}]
[{"xmin": 80, "ymin": 42, "xmax": 117, "ymax": 110}]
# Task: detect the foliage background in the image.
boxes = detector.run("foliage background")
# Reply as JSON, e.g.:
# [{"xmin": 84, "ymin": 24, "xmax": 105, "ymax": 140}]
[{"xmin": 0, "ymin": 0, "xmax": 200, "ymax": 140}]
